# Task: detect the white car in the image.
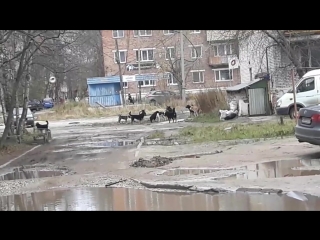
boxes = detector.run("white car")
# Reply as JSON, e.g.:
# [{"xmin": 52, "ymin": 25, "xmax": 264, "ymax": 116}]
[{"xmin": 12, "ymin": 107, "xmax": 36, "ymax": 127}]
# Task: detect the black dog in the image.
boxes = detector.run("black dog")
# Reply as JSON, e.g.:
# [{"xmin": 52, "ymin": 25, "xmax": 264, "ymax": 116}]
[
  {"xmin": 129, "ymin": 110, "xmax": 146, "ymax": 124},
  {"xmin": 150, "ymin": 111, "xmax": 159, "ymax": 123},
  {"xmin": 118, "ymin": 114, "xmax": 130, "ymax": 123},
  {"xmin": 36, "ymin": 120, "xmax": 49, "ymax": 129},
  {"xmin": 165, "ymin": 107, "xmax": 177, "ymax": 123},
  {"xmin": 224, "ymin": 112, "xmax": 237, "ymax": 120}
]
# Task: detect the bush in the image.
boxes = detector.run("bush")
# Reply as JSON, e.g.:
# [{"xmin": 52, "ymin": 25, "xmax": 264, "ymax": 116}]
[{"xmin": 194, "ymin": 89, "xmax": 228, "ymax": 114}]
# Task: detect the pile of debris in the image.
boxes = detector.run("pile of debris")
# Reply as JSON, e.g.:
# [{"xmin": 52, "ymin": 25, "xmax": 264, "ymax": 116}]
[{"xmin": 131, "ymin": 156, "xmax": 174, "ymax": 168}]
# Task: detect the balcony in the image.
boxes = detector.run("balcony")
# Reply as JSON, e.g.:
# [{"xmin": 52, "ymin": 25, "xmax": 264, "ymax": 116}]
[{"xmin": 208, "ymin": 55, "xmax": 237, "ymax": 67}]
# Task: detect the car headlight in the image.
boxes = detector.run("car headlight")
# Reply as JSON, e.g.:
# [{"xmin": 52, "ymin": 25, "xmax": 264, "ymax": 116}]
[{"xmin": 276, "ymin": 100, "xmax": 282, "ymax": 107}]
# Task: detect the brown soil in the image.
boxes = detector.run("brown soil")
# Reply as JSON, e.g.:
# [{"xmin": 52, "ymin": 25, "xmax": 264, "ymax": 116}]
[{"xmin": 0, "ymin": 144, "xmax": 36, "ymax": 166}]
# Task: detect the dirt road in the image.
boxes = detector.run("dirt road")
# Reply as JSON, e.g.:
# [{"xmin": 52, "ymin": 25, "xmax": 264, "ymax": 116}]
[{"xmin": 1, "ymin": 114, "xmax": 320, "ymax": 210}]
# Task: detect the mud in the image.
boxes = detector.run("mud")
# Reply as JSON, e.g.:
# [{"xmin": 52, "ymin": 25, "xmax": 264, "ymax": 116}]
[
  {"xmin": 131, "ymin": 156, "xmax": 174, "ymax": 168},
  {"xmin": 1, "ymin": 187, "xmax": 320, "ymax": 211}
]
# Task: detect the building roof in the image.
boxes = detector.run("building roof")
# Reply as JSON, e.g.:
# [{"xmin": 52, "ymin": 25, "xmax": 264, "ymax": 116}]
[{"xmin": 225, "ymin": 78, "xmax": 264, "ymax": 92}]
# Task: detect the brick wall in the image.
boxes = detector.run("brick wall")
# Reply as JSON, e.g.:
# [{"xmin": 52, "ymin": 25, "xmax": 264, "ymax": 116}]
[{"xmin": 101, "ymin": 30, "xmax": 241, "ymax": 95}]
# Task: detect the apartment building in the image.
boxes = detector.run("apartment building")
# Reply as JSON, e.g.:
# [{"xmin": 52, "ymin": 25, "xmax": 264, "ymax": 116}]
[{"xmin": 101, "ymin": 30, "xmax": 241, "ymax": 95}]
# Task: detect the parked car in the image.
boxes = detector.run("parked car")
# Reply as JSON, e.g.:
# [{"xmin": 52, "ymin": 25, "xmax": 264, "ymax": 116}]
[
  {"xmin": 12, "ymin": 107, "xmax": 35, "ymax": 127},
  {"xmin": 145, "ymin": 90, "xmax": 179, "ymax": 105},
  {"xmin": 295, "ymin": 105, "xmax": 320, "ymax": 145},
  {"xmin": 43, "ymin": 98, "xmax": 54, "ymax": 109},
  {"xmin": 276, "ymin": 69, "xmax": 320, "ymax": 119},
  {"xmin": 28, "ymin": 100, "xmax": 43, "ymax": 112}
]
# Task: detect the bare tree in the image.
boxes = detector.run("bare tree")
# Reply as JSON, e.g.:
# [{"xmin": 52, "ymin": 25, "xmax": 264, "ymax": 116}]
[
  {"xmin": 0, "ymin": 30, "xmax": 65, "ymax": 147},
  {"xmin": 155, "ymin": 31, "xmax": 203, "ymax": 96}
]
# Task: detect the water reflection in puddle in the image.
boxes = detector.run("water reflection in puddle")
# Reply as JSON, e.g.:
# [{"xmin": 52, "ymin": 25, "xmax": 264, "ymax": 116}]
[
  {"xmin": 0, "ymin": 168, "xmax": 63, "ymax": 181},
  {"xmin": 1, "ymin": 188, "xmax": 320, "ymax": 211},
  {"xmin": 163, "ymin": 159, "xmax": 320, "ymax": 179},
  {"xmin": 224, "ymin": 159, "xmax": 320, "ymax": 180},
  {"xmin": 163, "ymin": 168, "xmax": 221, "ymax": 176}
]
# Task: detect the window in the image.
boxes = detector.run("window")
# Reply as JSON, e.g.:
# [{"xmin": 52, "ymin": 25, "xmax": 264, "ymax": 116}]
[
  {"xmin": 191, "ymin": 70, "xmax": 204, "ymax": 83},
  {"xmin": 112, "ymin": 30, "xmax": 124, "ymax": 38},
  {"xmin": 113, "ymin": 50, "xmax": 127, "ymax": 63},
  {"xmin": 215, "ymin": 69, "xmax": 233, "ymax": 81},
  {"xmin": 138, "ymin": 80, "xmax": 156, "ymax": 87},
  {"xmin": 213, "ymin": 44, "xmax": 235, "ymax": 56},
  {"xmin": 191, "ymin": 46, "xmax": 202, "ymax": 58},
  {"xmin": 297, "ymin": 77, "xmax": 315, "ymax": 93},
  {"xmin": 167, "ymin": 74, "xmax": 178, "ymax": 85},
  {"xmin": 165, "ymin": 47, "xmax": 175, "ymax": 60},
  {"xmin": 136, "ymin": 49, "xmax": 154, "ymax": 62},
  {"xmin": 163, "ymin": 30, "xmax": 175, "ymax": 35},
  {"xmin": 190, "ymin": 30, "xmax": 201, "ymax": 34},
  {"xmin": 122, "ymin": 82, "xmax": 128, "ymax": 88},
  {"xmin": 133, "ymin": 30, "xmax": 152, "ymax": 37}
]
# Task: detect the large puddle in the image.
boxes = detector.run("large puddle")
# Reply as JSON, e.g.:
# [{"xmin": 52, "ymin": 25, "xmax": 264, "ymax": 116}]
[
  {"xmin": 1, "ymin": 188, "xmax": 320, "ymax": 211},
  {"xmin": 162, "ymin": 159, "xmax": 320, "ymax": 179}
]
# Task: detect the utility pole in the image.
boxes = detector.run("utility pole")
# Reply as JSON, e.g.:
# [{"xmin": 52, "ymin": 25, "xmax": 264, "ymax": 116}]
[
  {"xmin": 115, "ymin": 38, "xmax": 125, "ymax": 106},
  {"xmin": 291, "ymin": 68, "xmax": 298, "ymax": 123},
  {"xmin": 180, "ymin": 30, "xmax": 186, "ymax": 102},
  {"xmin": 138, "ymin": 33, "xmax": 142, "ymax": 103}
]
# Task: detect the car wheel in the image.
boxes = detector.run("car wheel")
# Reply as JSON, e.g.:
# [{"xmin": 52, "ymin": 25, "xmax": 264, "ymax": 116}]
[
  {"xmin": 289, "ymin": 106, "xmax": 300, "ymax": 119},
  {"xmin": 150, "ymin": 100, "xmax": 156, "ymax": 106}
]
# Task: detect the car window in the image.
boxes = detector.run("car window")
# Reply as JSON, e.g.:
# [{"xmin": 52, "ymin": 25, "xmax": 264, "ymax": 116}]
[
  {"xmin": 297, "ymin": 77, "xmax": 315, "ymax": 93},
  {"xmin": 154, "ymin": 91, "xmax": 163, "ymax": 95},
  {"xmin": 13, "ymin": 108, "xmax": 23, "ymax": 115}
]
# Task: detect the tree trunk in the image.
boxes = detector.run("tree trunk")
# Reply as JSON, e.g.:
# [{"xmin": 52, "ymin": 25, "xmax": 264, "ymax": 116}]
[
  {"xmin": 0, "ymin": 81, "xmax": 7, "ymax": 123},
  {"xmin": 15, "ymin": 89, "xmax": 20, "ymax": 135},
  {"xmin": 17, "ymin": 68, "xmax": 31, "ymax": 136},
  {"xmin": 0, "ymin": 79, "xmax": 20, "ymax": 146},
  {"xmin": 0, "ymin": 37, "xmax": 30, "ymax": 147}
]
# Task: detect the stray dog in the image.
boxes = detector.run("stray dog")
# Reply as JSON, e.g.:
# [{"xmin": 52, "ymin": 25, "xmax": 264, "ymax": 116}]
[
  {"xmin": 224, "ymin": 112, "xmax": 237, "ymax": 120},
  {"xmin": 219, "ymin": 109, "xmax": 237, "ymax": 121},
  {"xmin": 129, "ymin": 110, "xmax": 146, "ymax": 124},
  {"xmin": 36, "ymin": 120, "xmax": 49, "ymax": 129},
  {"xmin": 118, "ymin": 114, "xmax": 130, "ymax": 123},
  {"xmin": 165, "ymin": 107, "xmax": 177, "ymax": 123},
  {"xmin": 158, "ymin": 111, "xmax": 166, "ymax": 121},
  {"xmin": 150, "ymin": 111, "xmax": 159, "ymax": 123},
  {"xmin": 186, "ymin": 104, "xmax": 200, "ymax": 117}
]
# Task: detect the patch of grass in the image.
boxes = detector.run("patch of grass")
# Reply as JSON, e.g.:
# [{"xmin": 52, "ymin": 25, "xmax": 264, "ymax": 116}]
[
  {"xmin": 147, "ymin": 130, "xmax": 165, "ymax": 139},
  {"xmin": 193, "ymin": 113, "xmax": 220, "ymax": 123},
  {"xmin": 37, "ymin": 101, "xmax": 163, "ymax": 121},
  {"xmin": 179, "ymin": 120, "xmax": 296, "ymax": 143}
]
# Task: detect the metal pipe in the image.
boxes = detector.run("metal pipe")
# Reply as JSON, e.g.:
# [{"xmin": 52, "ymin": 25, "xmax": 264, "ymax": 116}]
[{"xmin": 180, "ymin": 30, "xmax": 186, "ymax": 102}]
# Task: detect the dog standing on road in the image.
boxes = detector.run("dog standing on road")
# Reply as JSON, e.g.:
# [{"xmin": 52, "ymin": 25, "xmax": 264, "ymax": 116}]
[
  {"xmin": 150, "ymin": 111, "xmax": 159, "ymax": 123},
  {"xmin": 118, "ymin": 114, "xmax": 130, "ymax": 123},
  {"xmin": 129, "ymin": 110, "xmax": 146, "ymax": 124},
  {"xmin": 165, "ymin": 106, "xmax": 177, "ymax": 123}
]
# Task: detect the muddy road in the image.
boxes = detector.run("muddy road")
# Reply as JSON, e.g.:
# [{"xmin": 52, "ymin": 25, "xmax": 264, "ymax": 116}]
[{"xmin": 1, "ymin": 114, "xmax": 320, "ymax": 210}]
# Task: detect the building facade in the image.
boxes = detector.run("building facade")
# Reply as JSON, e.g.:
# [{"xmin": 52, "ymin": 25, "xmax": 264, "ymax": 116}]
[{"xmin": 101, "ymin": 30, "xmax": 241, "ymax": 95}]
